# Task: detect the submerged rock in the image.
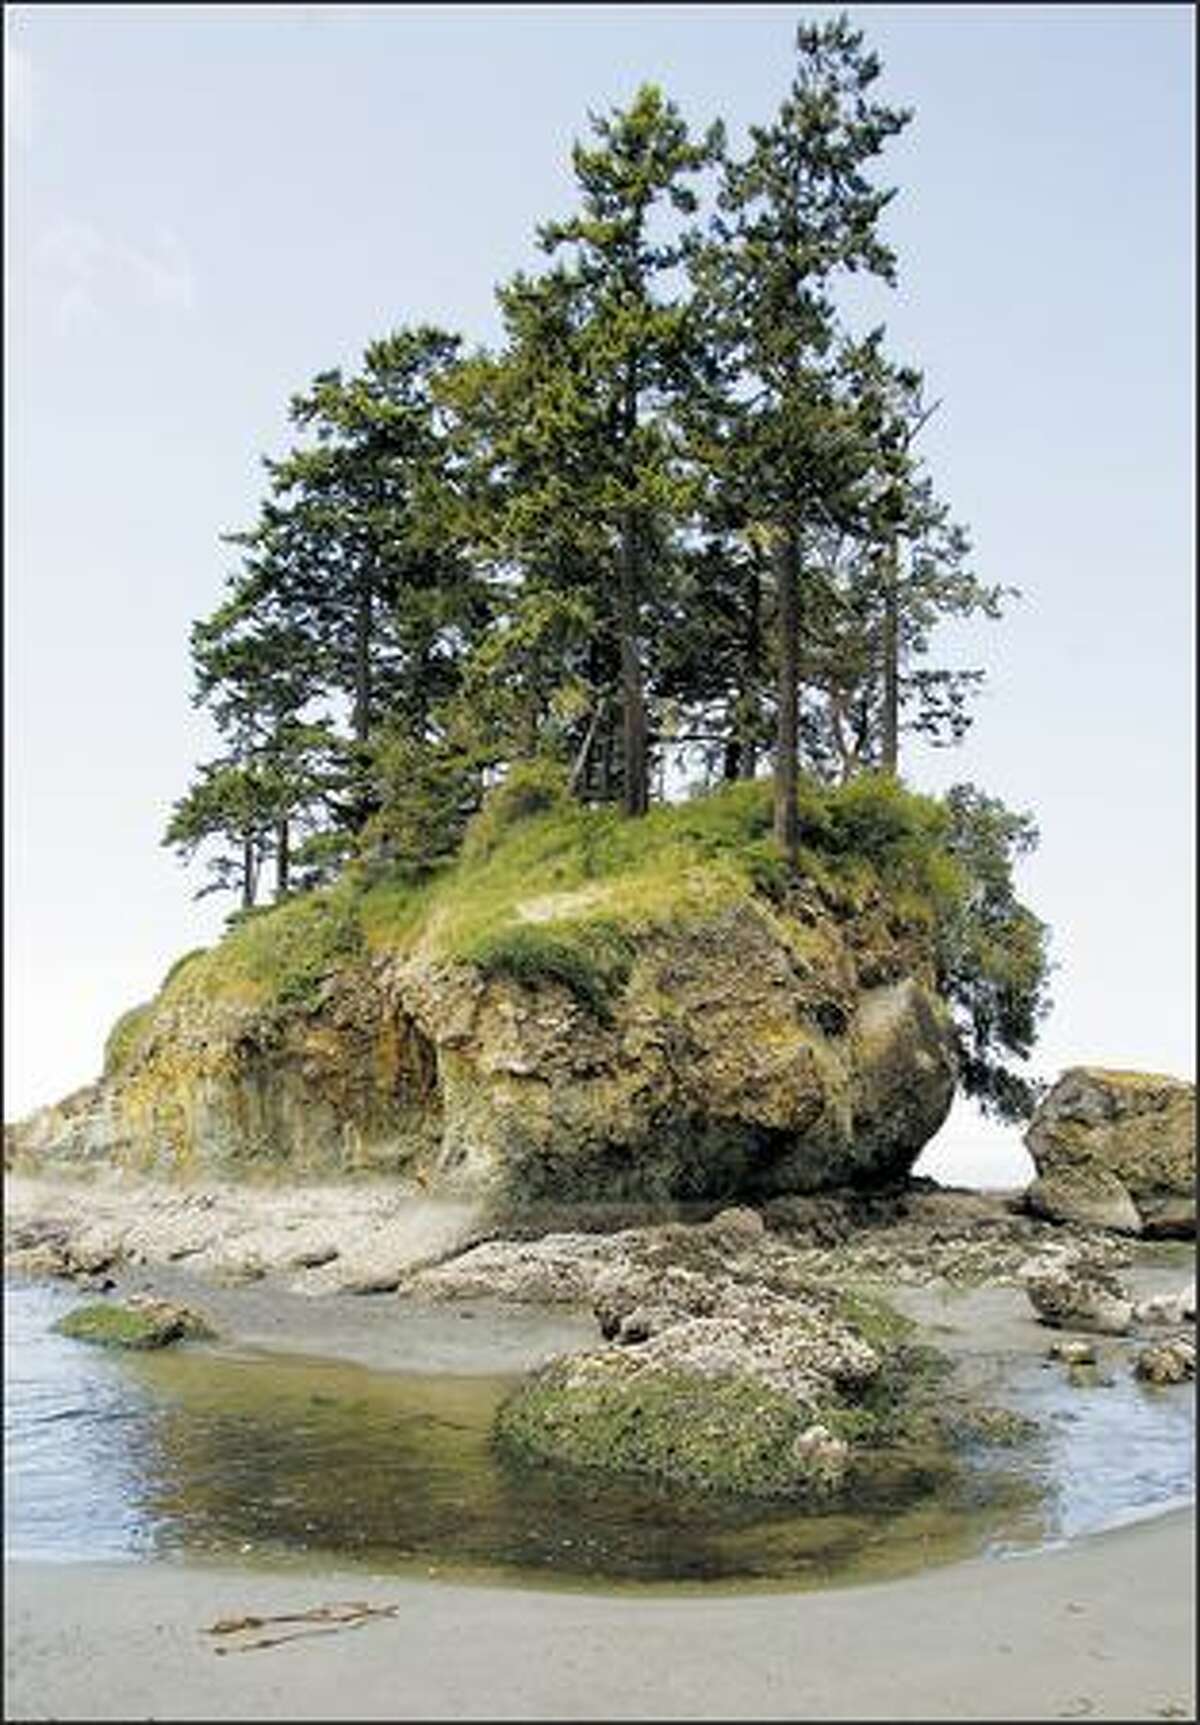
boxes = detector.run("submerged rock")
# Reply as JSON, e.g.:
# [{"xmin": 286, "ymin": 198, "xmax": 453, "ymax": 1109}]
[
  {"xmin": 478, "ymin": 1207, "xmax": 956, "ymax": 1501},
  {"xmin": 1046, "ymin": 1338, "xmax": 1098, "ymax": 1366},
  {"xmin": 1024, "ymin": 1068, "xmax": 1195, "ymax": 1238}
]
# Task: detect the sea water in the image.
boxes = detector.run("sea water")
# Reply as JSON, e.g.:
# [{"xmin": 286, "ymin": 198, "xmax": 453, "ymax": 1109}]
[{"xmin": 3, "ymin": 1276, "xmax": 1194, "ymax": 1588}]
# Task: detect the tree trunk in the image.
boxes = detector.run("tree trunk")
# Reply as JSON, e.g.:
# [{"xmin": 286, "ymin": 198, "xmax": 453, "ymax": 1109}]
[
  {"xmin": 241, "ymin": 834, "xmax": 256, "ymax": 910},
  {"xmin": 722, "ymin": 738, "xmax": 742, "ymax": 781},
  {"xmin": 596, "ymin": 704, "xmax": 614, "ymax": 804},
  {"xmin": 619, "ymin": 509, "xmax": 648, "ymax": 817},
  {"xmin": 773, "ymin": 527, "xmax": 799, "ymax": 867},
  {"xmin": 739, "ymin": 558, "xmax": 762, "ymax": 780},
  {"xmin": 275, "ymin": 816, "xmax": 290, "ymax": 899},
  {"xmin": 881, "ymin": 540, "xmax": 899, "ymax": 775},
  {"xmin": 568, "ymin": 704, "xmax": 603, "ymax": 798},
  {"xmin": 352, "ymin": 576, "xmax": 373, "ymax": 745}
]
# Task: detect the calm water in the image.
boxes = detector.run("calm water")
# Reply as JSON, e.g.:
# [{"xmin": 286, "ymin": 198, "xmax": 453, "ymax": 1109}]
[{"xmin": 4, "ymin": 1277, "xmax": 1193, "ymax": 1590}]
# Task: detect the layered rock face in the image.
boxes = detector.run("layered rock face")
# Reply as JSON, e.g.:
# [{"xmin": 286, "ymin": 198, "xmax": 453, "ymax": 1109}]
[
  {"xmin": 7, "ymin": 894, "xmax": 958, "ymax": 1210},
  {"xmin": 1024, "ymin": 1067, "xmax": 1195, "ymax": 1238}
]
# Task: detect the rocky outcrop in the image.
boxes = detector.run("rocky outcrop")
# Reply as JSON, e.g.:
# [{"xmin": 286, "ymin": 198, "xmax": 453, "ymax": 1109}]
[
  {"xmin": 486, "ymin": 1206, "xmax": 951, "ymax": 1499},
  {"xmin": 6, "ymin": 892, "xmax": 958, "ymax": 1211},
  {"xmin": 1024, "ymin": 1068, "xmax": 1195, "ymax": 1238},
  {"xmin": 3, "ymin": 1174, "xmax": 487, "ymax": 1295}
]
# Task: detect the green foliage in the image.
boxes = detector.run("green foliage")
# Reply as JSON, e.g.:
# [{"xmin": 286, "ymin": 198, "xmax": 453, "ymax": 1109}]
[
  {"xmin": 934, "ymin": 783, "xmax": 1052, "ymax": 1122},
  {"xmin": 160, "ymin": 949, "xmax": 209, "ymax": 991},
  {"xmin": 156, "ymin": 18, "xmax": 1050, "ymax": 1101},
  {"xmin": 461, "ymin": 759, "xmax": 572, "ymax": 862},
  {"xmin": 358, "ymin": 728, "xmax": 478, "ymax": 884},
  {"xmin": 172, "ymin": 883, "xmax": 366, "ymax": 1014},
  {"xmin": 806, "ymin": 772, "xmax": 944, "ymax": 860}
]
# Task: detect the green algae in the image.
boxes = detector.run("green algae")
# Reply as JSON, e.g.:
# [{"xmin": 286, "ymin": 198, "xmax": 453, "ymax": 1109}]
[{"xmin": 53, "ymin": 1300, "xmax": 215, "ymax": 1350}]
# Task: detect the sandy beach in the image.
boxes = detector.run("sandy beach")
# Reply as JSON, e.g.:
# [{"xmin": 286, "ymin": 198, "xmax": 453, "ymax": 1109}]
[{"xmin": 4, "ymin": 1508, "xmax": 1194, "ymax": 1722}]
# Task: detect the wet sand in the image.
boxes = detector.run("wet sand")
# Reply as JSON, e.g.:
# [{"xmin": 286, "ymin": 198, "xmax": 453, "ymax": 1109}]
[{"xmin": 4, "ymin": 1508, "xmax": 1195, "ymax": 1721}]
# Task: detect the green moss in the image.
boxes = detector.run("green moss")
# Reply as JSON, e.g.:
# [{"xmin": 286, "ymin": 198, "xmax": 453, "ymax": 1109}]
[
  {"xmin": 104, "ymin": 1002, "xmax": 155, "ymax": 1076},
  {"xmin": 466, "ymin": 919, "xmax": 636, "ymax": 1022},
  {"xmin": 832, "ymin": 1286, "xmax": 916, "ymax": 1352},
  {"xmin": 494, "ymin": 1358, "xmax": 840, "ymax": 1499},
  {"xmin": 53, "ymin": 1300, "xmax": 215, "ymax": 1350},
  {"xmin": 819, "ymin": 1342, "xmax": 954, "ymax": 1449}
]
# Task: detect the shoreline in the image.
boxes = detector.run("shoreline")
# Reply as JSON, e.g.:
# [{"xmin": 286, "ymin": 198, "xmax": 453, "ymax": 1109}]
[
  {"xmin": 5, "ymin": 1170, "xmax": 1195, "ymax": 1719},
  {"xmin": 5, "ymin": 1508, "xmax": 1195, "ymax": 1721}
]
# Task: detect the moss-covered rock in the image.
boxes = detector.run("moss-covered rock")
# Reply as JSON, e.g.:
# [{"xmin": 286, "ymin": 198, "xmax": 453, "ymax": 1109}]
[
  {"xmin": 1025, "ymin": 1068, "xmax": 1195, "ymax": 1237},
  {"xmin": 494, "ymin": 1353, "xmax": 852, "ymax": 1499},
  {"xmin": 8, "ymin": 780, "xmax": 966, "ymax": 1206},
  {"xmin": 53, "ymin": 1296, "xmax": 215, "ymax": 1349}
]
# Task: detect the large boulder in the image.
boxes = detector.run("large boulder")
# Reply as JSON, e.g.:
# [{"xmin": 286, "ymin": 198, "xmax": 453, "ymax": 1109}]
[
  {"xmin": 1024, "ymin": 1068, "xmax": 1195, "ymax": 1238},
  {"xmin": 6, "ymin": 894, "xmax": 958, "ymax": 1212}
]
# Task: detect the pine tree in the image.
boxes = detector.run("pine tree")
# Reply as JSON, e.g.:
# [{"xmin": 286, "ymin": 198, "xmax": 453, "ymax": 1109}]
[
  {"xmin": 533, "ymin": 84, "xmax": 723, "ymax": 814},
  {"xmin": 697, "ymin": 17, "xmax": 912, "ymax": 860}
]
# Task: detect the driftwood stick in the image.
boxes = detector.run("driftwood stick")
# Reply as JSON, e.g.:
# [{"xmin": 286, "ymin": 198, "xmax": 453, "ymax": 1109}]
[{"xmin": 204, "ymin": 1600, "xmax": 399, "ymax": 1654}]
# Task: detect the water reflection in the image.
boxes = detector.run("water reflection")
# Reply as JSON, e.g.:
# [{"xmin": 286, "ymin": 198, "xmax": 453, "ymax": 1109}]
[{"xmin": 5, "ymin": 1278, "xmax": 1192, "ymax": 1589}]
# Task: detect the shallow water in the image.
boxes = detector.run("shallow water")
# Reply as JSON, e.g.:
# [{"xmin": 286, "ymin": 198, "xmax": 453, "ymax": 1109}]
[{"xmin": 3, "ymin": 1277, "xmax": 1193, "ymax": 1590}]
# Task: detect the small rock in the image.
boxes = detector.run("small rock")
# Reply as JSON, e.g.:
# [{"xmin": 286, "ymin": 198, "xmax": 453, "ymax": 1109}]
[
  {"xmin": 289, "ymin": 1243, "xmax": 340, "ymax": 1269},
  {"xmin": 1048, "ymin": 1339, "xmax": 1097, "ymax": 1366},
  {"xmin": 208, "ymin": 1261, "xmax": 267, "ymax": 1287},
  {"xmin": 1134, "ymin": 1340, "xmax": 1195, "ymax": 1385},
  {"xmin": 340, "ymin": 1271, "xmax": 402, "ymax": 1295},
  {"xmin": 705, "ymin": 1207, "xmax": 766, "ymax": 1249}
]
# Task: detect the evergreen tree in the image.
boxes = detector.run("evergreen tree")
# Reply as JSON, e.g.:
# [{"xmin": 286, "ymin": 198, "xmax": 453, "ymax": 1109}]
[
  {"xmin": 225, "ymin": 327, "xmax": 475, "ymax": 826},
  {"xmin": 533, "ymin": 84, "xmax": 723, "ymax": 814},
  {"xmin": 696, "ymin": 16, "xmax": 912, "ymax": 860}
]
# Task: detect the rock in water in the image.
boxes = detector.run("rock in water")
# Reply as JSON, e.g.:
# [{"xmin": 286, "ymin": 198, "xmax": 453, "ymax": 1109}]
[
  {"xmin": 1024, "ymin": 1068, "xmax": 1195, "ymax": 1237},
  {"xmin": 52, "ymin": 1295, "xmax": 215, "ymax": 1349},
  {"xmin": 1020, "ymin": 1253, "xmax": 1134, "ymax": 1335},
  {"xmin": 1133, "ymin": 1340, "xmax": 1196, "ymax": 1385}
]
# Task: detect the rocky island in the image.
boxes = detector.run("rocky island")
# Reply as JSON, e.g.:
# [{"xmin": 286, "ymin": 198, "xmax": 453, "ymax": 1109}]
[{"xmin": 6, "ymin": 774, "xmax": 1194, "ymax": 1507}]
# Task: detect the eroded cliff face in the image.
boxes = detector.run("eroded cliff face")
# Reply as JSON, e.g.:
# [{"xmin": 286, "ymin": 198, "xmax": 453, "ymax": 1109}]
[{"xmin": 7, "ymin": 889, "xmax": 958, "ymax": 1209}]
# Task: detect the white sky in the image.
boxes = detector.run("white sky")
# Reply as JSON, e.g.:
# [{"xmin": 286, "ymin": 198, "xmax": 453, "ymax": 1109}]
[{"xmin": 5, "ymin": 4, "xmax": 1194, "ymax": 1191}]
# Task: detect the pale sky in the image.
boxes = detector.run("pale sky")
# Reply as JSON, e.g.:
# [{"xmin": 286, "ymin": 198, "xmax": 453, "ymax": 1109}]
[{"xmin": 5, "ymin": 4, "xmax": 1194, "ymax": 1189}]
